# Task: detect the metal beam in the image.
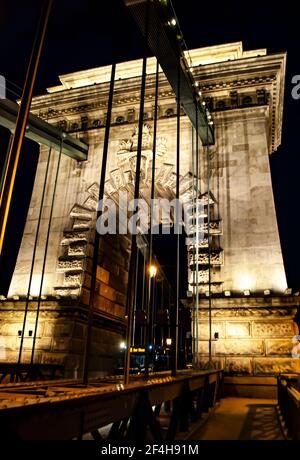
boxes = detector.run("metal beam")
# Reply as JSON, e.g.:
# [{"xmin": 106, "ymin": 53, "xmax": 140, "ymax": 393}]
[
  {"xmin": 0, "ymin": 99, "xmax": 88, "ymax": 161},
  {"xmin": 123, "ymin": 0, "xmax": 214, "ymax": 146}
]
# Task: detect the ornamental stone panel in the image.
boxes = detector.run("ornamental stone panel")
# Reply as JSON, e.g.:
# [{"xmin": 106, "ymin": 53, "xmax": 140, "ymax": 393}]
[
  {"xmin": 254, "ymin": 358, "xmax": 300, "ymax": 375},
  {"xmin": 266, "ymin": 339, "xmax": 293, "ymax": 356},
  {"xmin": 197, "ymin": 321, "xmax": 225, "ymax": 340},
  {"xmin": 225, "ymin": 357, "xmax": 253, "ymax": 375},
  {"xmin": 216, "ymin": 339, "xmax": 264, "ymax": 355},
  {"xmin": 226, "ymin": 321, "xmax": 251, "ymax": 338},
  {"xmin": 253, "ymin": 321, "xmax": 296, "ymax": 337}
]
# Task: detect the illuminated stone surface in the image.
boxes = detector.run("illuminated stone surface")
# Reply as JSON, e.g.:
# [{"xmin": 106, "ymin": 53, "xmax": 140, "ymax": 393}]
[
  {"xmin": 254, "ymin": 358, "xmax": 300, "ymax": 375},
  {"xmin": 216, "ymin": 339, "xmax": 264, "ymax": 356},
  {"xmin": 225, "ymin": 358, "xmax": 253, "ymax": 375},
  {"xmin": 0, "ymin": 42, "xmax": 298, "ymax": 376}
]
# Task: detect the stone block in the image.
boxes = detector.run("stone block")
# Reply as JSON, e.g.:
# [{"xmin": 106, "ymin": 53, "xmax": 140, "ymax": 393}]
[
  {"xmin": 198, "ymin": 357, "xmax": 225, "ymax": 370},
  {"xmin": 52, "ymin": 337, "xmax": 72, "ymax": 352},
  {"xmin": 99, "ymin": 284, "xmax": 116, "ymax": 302},
  {"xmin": 73, "ymin": 323, "xmax": 86, "ymax": 339},
  {"xmin": 94, "ymin": 294, "xmax": 114, "ymax": 314},
  {"xmin": 114, "ymin": 303, "xmax": 125, "ymax": 318},
  {"xmin": 0, "ymin": 351, "xmax": 18, "ymax": 362},
  {"xmin": 64, "ymin": 272, "xmax": 82, "ymax": 287},
  {"xmin": 96, "ymin": 266, "xmax": 110, "ymax": 284},
  {"xmin": 70, "ymin": 204, "xmax": 93, "ymax": 220},
  {"xmin": 45, "ymin": 322, "xmax": 74, "ymax": 338},
  {"xmin": 22, "ymin": 351, "xmax": 42, "ymax": 363},
  {"xmin": 216, "ymin": 339, "xmax": 264, "ymax": 355},
  {"xmin": 266, "ymin": 339, "xmax": 293, "ymax": 356},
  {"xmin": 68, "ymin": 242, "xmax": 87, "ymax": 256},
  {"xmin": 197, "ymin": 321, "xmax": 225, "ymax": 340},
  {"xmin": 116, "ymin": 291, "xmax": 126, "ymax": 307},
  {"xmin": 102, "ymin": 257, "xmax": 120, "ymax": 277},
  {"xmin": 41, "ymin": 352, "xmax": 66, "ymax": 365},
  {"xmin": 2, "ymin": 336, "xmax": 17, "ymax": 350},
  {"xmin": 225, "ymin": 357, "xmax": 253, "ymax": 375},
  {"xmin": 35, "ymin": 337, "xmax": 52, "ymax": 351},
  {"xmin": 197, "ymin": 340, "xmax": 209, "ymax": 354},
  {"xmin": 108, "ymin": 272, "xmax": 127, "ymax": 295},
  {"xmin": 81, "ymin": 288, "xmax": 90, "ymax": 306},
  {"xmin": 226, "ymin": 321, "xmax": 251, "ymax": 338},
  {"xmin": 254, "ymin": 358, "xmax": 300, "ymax": 375},
  {"xmin": 253, "ymin": 321, "xmax": 296, "ymax": 337},
  {"xmin": 57, "ymin": 257, "xmax": 84, "ymax": 272}
]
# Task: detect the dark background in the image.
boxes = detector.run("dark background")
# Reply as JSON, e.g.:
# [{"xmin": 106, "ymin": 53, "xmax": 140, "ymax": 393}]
[{"xmin": 0, "ymin": 0, "xmax": 299, "ymax": 294}]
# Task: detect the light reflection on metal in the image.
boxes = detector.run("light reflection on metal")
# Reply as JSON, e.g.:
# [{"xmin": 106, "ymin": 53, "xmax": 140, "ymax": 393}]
[
  {"xmin": 0, "ymin": 0, "xmax": 53, "ymax": 257},
  {"xmin": 149, "ymin": 264, "xmax": 157, "ymax": 278}
]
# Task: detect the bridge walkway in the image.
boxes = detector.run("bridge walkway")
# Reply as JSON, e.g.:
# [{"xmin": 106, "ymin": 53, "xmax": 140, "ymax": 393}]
[{"xmin": 186, "ymin": 397, "xmax": 287, "ymax": 440}]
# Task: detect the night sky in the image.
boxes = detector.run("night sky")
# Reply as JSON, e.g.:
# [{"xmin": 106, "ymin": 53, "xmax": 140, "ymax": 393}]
[{"xmin": 0, "ymin": 0, "xmax": 300, "ymax": 292}]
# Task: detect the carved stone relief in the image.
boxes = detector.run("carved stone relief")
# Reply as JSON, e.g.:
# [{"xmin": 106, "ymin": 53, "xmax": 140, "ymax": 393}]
[
  {"xmin": 216, "ymin": 339, "xmax": 264, "ymax": 355},
  {"xmin": 266, "ymin": 339, "xmax": 294, "ymax": 356},
  {"xmin": 254, "ymin": 358, "xmax": 300, "ymax": 375},
  {"xmin": 253, "ymin": 321, "xmax": 296, "ymax": 337},
  {"xmin": 225, "ymin": 357, "xmax": 253, "ymax": 375}
]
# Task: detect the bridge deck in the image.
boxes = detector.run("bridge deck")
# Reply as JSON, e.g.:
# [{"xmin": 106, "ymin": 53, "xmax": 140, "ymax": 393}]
[{"xmin": 0, "ymin": 369, "xmax": 222, "ymax": 440}]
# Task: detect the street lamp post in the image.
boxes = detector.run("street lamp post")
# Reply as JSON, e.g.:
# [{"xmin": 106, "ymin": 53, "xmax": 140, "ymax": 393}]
[{"xmin": 144, "ymin": 264, "xmax": 157, "ymax": 380}]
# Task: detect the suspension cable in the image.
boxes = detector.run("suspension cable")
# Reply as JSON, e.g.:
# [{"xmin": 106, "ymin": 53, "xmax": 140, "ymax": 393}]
[
  {"xmin": 144, "ymin": 57, "xmax": 159, "ymax": 380},
  {"xmin": 0, "ymin": 134, "xmax": 13, "ymax": 195},
  {"xmin": 191, "ymin": 125, "xmax": 196, "ymax": 367},
  {"xmin": 82, "ymin": 63, "xmax": 116, "ymax": 384},
  {"xmin": 206, "ymin": 125, "xmax": 212, "ymax": 368},
  {"xmin": 0, "ymin": 0, "xmax": 53, "ymax": 257},
  {"xmin": 172, "ymin": 59, "xmax": 180, "ymax": 377},
  {"xmin": 195, "ymin": 100, "xmax": 200, "ymax": 369},
  {"xmin": 132, "ymin": 248, "xmax": 139, "ymax": 347},
  {"xmin": 18, "ymin": 146, "xmax": 52, "ymax": 364},
  {"xmin": 124, "ymin": 49, "xmax": 148, "ymax": 383},
  {"xmin": 141, "ymin": 247, "xmax": 146, "ymax": 345},
  {"xmin": 30, "ymin": 137, "xmax": 63, "ymax": 365}
]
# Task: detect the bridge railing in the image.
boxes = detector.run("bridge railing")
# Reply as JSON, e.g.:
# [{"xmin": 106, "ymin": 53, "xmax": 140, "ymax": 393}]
[
  {"xmin": 0, "ymin": 369, "xmax": 223, "ymax": 441},
  {"xmin": 277, "ymin": 373, "xmax": 300, "ymax": 440}
]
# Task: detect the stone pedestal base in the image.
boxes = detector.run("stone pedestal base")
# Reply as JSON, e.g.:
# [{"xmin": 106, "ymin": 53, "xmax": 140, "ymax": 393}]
[
  {"xmin": 194, "ymin": 295, "xmax": 300, "ymax": 376},
  {"xmin": 0, "ymin": 299, "xmax": 125, "ymax": 378}
]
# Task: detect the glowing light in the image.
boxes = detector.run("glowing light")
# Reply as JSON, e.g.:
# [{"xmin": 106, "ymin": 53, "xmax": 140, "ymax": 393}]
[
  {"xmin": 243, "ymin": 290, "xmax": 250, "ymax": 296},
  {"xmin": 170, "ymin": 18, "xmax": 176, "ymax": 26},
  {"xmin": 264, "ymin": 289, "xmax": 271, "ymax": 296},
  {"xmin": 166, "ymin": 338, "xmax": 172, "ymax": 346},
  {"xmin": 198, "ymin": 90, "xmax": 202, "ymax": 96},
  {"xmin": 120, "ymin": 341, "xmax": 126, "ymax": 350},
  {"xmin": 30, "ymin": 275, "xmax": 43, "ymax": 297},
  {"xmin": 202, "ymin": 101, "xmax": 206, "ymax": 106},
  {"xmin": 224, "ymin": 290, "xmax": 231, "ymax": 297},
  {"xmin": 149, "ymin": 265, "xmax": 157, "ymax": 278},
  {"xmin": 237, "ymin": 274, "xmax": 253, "ymax": 291}
]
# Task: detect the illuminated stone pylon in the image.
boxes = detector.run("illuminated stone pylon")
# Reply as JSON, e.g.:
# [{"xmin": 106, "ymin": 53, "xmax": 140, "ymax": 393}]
[{"xmin": 1, "ymin": 42, "xmax": 299, "ymax": 378}]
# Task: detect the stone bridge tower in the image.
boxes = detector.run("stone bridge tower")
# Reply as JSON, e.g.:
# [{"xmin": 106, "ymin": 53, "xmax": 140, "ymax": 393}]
[{"xmin": 0, "ymin": 42, "xmax": 299, "ymax": 378}]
